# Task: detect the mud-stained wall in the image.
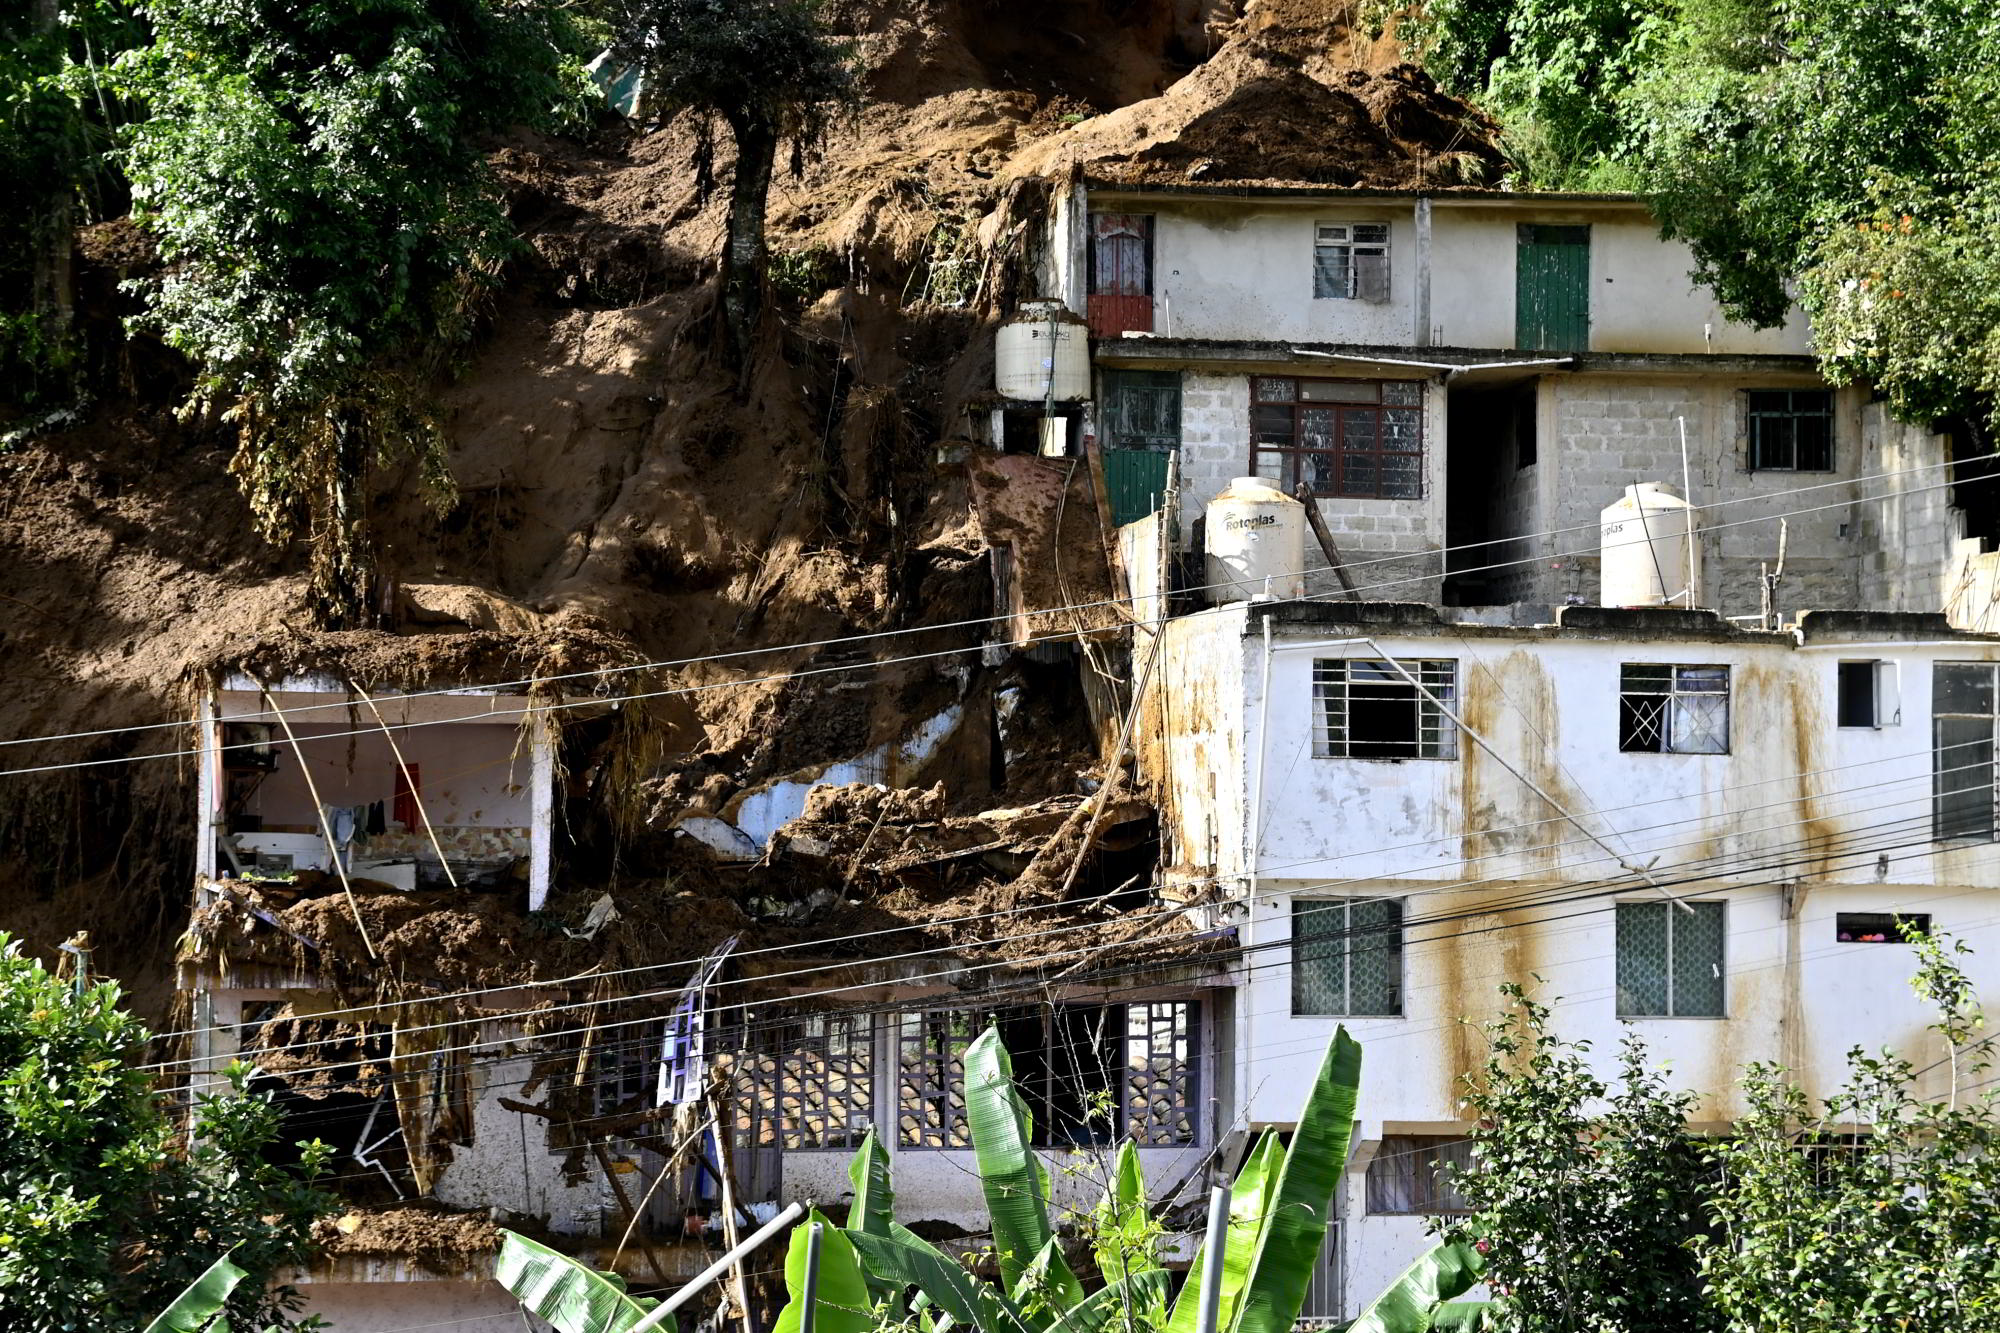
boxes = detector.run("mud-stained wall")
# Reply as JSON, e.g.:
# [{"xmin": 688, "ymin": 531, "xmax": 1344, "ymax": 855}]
[{"xmin": 248, "ymin": 721, "xmax": 534, "ymax": 830}]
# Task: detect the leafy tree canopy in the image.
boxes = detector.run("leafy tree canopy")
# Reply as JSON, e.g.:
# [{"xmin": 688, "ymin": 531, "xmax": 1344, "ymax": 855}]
[
  {"xmin": 1406, "ymin": 0, "xmax": 2000, "ymax": 430},
  {"xmin": 116, "ymin": 0, "xmax": 589, "ymax": 622},
  {"xmin": 0, "ymin": 934, "xmax": 333, "ymax": 1331}
]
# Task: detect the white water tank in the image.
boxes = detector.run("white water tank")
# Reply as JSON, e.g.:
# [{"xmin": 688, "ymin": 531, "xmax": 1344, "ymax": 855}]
[
  {"xmin": 1206, "ymin": 477, "xmax": 1307, "ymax": 603},
  {"xmin": 1600, "ymin": 482, "xmax": 1700, "ymax": 607},
  {"xmin": 996, "ymin": 299, "xmax": 1089, "ymax": 401}
]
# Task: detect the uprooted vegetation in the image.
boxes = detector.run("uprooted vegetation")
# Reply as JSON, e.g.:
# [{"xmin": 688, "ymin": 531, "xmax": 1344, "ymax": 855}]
[{"xmin": 2, "ymin": 0, "xmax": 1495, "ymax": 1224}]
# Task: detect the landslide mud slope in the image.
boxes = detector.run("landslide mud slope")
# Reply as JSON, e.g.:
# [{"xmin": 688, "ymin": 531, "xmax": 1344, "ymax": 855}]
[{"xmin": 0, "ymin": 0, "xmax": 1491, "ymax": 998}]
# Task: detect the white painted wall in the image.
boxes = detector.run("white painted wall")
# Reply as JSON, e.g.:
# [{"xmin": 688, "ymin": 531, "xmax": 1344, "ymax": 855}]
[
  {"xmin": 297, "ymin": 1278, "xmax": 544, "ymax": 1333},
  {"xmin": 246, "ymin": 722, "xmax": 533, "ymax": 830},
  {"xmin": 1082, "ymin": 192, "xmax": 1812, "ymax": 356},
  {"xmin": 1148, "ymin": 605, "xmax": 2000, "ymax": 1315}
]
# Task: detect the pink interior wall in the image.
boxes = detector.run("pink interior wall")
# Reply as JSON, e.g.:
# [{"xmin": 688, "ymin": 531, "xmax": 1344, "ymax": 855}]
[{"xmin": 250, "ymin": 722, "xmax": 531, "ymax": 830}]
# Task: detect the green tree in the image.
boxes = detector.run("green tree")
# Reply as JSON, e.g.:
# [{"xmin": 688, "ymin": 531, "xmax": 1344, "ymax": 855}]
[
  {"xmin": 1437, "ymin": 983, "xmax": 1718, "ymax": 1333},
  {"xmin": 0, "ymin": 934, "xmax": 334, "ymax": 1330},
  {"xmin": 606, "ymin": 0, "xmax": 853, "ymax": 368},
  {"xmin": 1695, "ymin": 929, "xmax": 2000, "ymax": 1331},
  {"xmin": 0, "ymin": 0, "xmax": 142, "ymax": 407},
  {"xmin": 117, "ymin": 0, "xmax": 586, "ymax": 627}
]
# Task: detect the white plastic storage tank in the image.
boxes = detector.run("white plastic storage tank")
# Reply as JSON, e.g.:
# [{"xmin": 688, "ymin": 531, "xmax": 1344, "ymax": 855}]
[
  {"xmin": 995, "ymin": 300, "xmax": 1089, "ymax": 401},
  {"xmin": 1600, "ymin": 482, "xmax": 1700, "ymax": 607},
  {"xmin": 1206, "ymin": 477, "xmax": 1307, "ymax": 603}
]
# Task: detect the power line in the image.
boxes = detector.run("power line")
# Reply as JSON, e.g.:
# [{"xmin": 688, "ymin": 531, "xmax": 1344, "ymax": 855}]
[
  {"xmin": 0, "ymin": 469, "xmax": 1985, "ymax": 783},
  {"xmin": 0, "ymin": 454, "xmax": 1965, "ymax": 755}
]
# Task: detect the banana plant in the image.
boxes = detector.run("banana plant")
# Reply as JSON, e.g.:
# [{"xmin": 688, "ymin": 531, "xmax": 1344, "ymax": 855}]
[
  {"xmin": 493, "ymin": 1229, "xmax": 671, "ymax": 1333},
  {"xmin": 821, "ymin": 1024, "xmax": 1363, "ymax": 1333},
  {"xmin": 1345, "ymin": 1239, "xmax": 1487, "ymax": 1333},
  {"xmin": 143, "ymin": 1252, "xmax": 247, "ymax": 1333},
  {"xmin": 773, "ymin": 1211, "xmax": 876, "ymax": 1333}
]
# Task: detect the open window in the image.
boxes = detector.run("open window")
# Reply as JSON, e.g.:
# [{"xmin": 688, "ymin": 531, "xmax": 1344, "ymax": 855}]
[
  {"xmin": 1314, "ymin": 658, "xmax": 1458, "ymax": 760},
  {"xmin": 1313, "ymin": 222, "xmax": 1390, "ymax": 302},
  {"xmin": 1838, "ymin": 660, "xmax": 1899, "ymax": 729},
  {"xmin": 1835, "ymin": 912, "xmax": 1931, "ymax": 943},
  {"xmin": 1747, "ymin": 389, "xmax": 1834, "ymax": 472}
]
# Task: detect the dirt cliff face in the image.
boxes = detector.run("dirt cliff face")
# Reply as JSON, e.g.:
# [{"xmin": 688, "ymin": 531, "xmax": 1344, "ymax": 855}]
[{"xmin": 0, "ymin": 0, "xmax": 1491, "ymax": 1005}]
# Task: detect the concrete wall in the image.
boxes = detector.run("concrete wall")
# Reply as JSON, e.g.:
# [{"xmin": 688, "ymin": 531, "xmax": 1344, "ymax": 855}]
[
  {"xmin": 1175, "ymin": 371, "xmax": 1446, "ymax": 603},
  {"xmin": 1082, "ymin": 192, "xmax": 1810, "ymax": 356},
  {"xmin": 251, "ymin": 722, "xmax": 533, "ymax": 830},
  {"xmin": 1491, "ymin": 376, "xmax": 1958, "ymax": 619},
  {"xmin": 297, "ymin": 1277, "xmax": 544, "ymax": 1333}
]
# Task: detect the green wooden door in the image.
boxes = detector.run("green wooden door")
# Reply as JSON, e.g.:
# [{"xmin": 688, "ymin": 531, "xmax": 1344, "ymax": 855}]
[
  {"xmin": 1104, "ymin": 448, "xmax": 1172, "ymax": 526},
  {"xmin": 1516, "ymin": 224, "xmax": 1591, "ymax": 351}
]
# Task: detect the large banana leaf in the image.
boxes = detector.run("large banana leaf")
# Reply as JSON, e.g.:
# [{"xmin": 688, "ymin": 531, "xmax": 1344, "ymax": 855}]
[
  {"xmin": 494, "ymin": 1228, "xmax": 667, "ymax": 1333},
  {"xmin": 1429, "ymin": 1301, "xmax": 1493, "ymax": 1331},
  {"xmin": 1165, "ymin": 1130, "xmax": 1285, "ymax": 1333},
  {"xmin": 965, "ymin": 1026, "xmax": 1083, "ymax": 1311},
  {"xmin": 1051, "ymin": 1268, "xmax": 1173, "ymax": 1333},
  {"xmin": 773, "ymin": 1212, "xmax": 874, "ymax": 1333},
  {"xmin": 1091, "ymin": 1141, "xmax": 1160, "ymax": 1286},
  {"xmin": 143, "ymin": 1252, "xmax": 247, "ymax": 1333},
  {"xmin": 1226, "ymin": 1028, "xmax": 1363, "ymax": 1333},
  {"xmin": 848, "ymin": 1127, "xmax": 896, "ymax": 1239},
  {"xmin": 848, "ymin": 1223, "xmax": 1039, "ymax": 1333},
  {"xmin": 1344, "ymin": 1240, "xmax": 1485, "ymax": 1333}
]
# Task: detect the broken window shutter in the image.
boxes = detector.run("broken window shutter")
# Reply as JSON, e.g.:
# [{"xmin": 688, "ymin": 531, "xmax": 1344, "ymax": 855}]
[{"xmin": 1355, "ymin": 248, "xmax": 1390, "ymax": 303}]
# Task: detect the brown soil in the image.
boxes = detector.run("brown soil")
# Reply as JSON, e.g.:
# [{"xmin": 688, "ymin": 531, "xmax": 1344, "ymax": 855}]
[
  {"xmin": 314, "ymin": 1203, "xmax": 504, "ymax": 1275},
  {"xmin": 0, "ymin": 0, "xmax": 1486, "ymax": 1014}
]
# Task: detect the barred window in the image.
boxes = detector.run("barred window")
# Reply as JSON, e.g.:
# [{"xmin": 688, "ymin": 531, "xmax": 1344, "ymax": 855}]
[
  {"xmin": 1366, "ymin": 1135, "xmax": 1475, "ymax": 1214},
  {"xmin": 896, "ymin": 1003, "xmax": 1199, "ymax": 1149},
  {"xmin": 1747, "ymin": 390, "xmax": 1833, "ymax": 471},
  {"xmin": 1616, "ymin": 900, "xmax": 1726, "ymax": 1017},
  {"xmin": 1251, "ymin": 377, "xmax": 1423, "ymax": 500},
  {"xmin": 1314, "ymin": 222, "xmax": 1391, "ymax": 302},
  {"xmin": 1315, "ymin": 658, "xmax": 1457, "ymax": 760},
  {"xmin": 1619, "ymin": 664, "xmax": 1729, "ymax": 754},
  {"xmin": 1934, "ymin": 662, "xmax": 1999, "ymax": 840},
  {"xmin": 1292, "ymin": 897, "xmax": 1403, "ymax": 1017}
]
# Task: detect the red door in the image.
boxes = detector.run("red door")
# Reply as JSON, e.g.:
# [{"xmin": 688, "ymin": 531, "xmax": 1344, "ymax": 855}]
[{"xmin": 1088, "ymin": 213, "xmax": 1153, "ymax": 337}]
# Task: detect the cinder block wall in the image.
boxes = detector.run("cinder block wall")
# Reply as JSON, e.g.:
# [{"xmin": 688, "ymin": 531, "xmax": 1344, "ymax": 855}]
[{"xmin": 1176, "ymin": 372, "xmax": 1446, "ymax": 603}]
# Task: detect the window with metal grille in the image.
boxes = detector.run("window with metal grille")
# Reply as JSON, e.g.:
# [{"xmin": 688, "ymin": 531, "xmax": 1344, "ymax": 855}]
[
  {"xmin": 1315, "ymin": 658, "xmax": 1457, "ymax": 760},
  {"xmin": 1251, "ymin": 377, "xmax": 1424, "ymax": 500},
  {"xmin": 1747, "ymin": 390, "xmax": 1834, "ymax": 471},
  {"xmin": 1618, "ymin": 664, "xmax": 1730, "ymax": 754},
  {"xmin": 1103, "ymin": 370, "xmax": 1182, "ymax": 451},
  {"xmin": 730, "ymin": 1013, "xmax": 875, "ymax": 1151},
  {"xmin": 1365, "ymin": 1135, "xmax": 1475, "ymax": 1214},
  {"xmin": 1616, "ymin": 900, "xmax": 1726, "ymax": 1017},
  {"xmin": 1292, "ymin": 897, "xmax": 1404, "ymax": 1016},
  {"xmin": 896, "ymin": 1003, "xmax": 1200, "ymax": 1149},
  {"xmin": 1314, "ymin": 222, "xmax": 1391, "ymax": 302},
  {"xmin": 1934, "ymin": 662, "xmax": 1999, "ymax": 839}
]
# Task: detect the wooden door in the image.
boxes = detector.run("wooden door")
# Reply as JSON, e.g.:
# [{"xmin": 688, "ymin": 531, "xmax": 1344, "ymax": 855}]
[{"xmin": 1515, "ymin": 224, "xmax": 1591, "ymax": 351}]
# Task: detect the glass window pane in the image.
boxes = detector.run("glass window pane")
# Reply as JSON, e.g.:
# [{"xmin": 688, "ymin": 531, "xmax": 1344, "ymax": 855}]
[
  {"xmin": 1301, "ymin": 407, "xmax": 1337, "ymax": 449},
  {"xmin": 1935, "ymin": 716, "xmax": 1996, "ymax": 839},
  {"xmin": 1304, "ymin": 450, "xmax": 1339, "ymax": 494},
  {"xmin": 1617, "ymin": 902, "xmax": 1671, "ymax": 1016},
  {"xmin": 1622, "ymin": 663, "xmax": 1672, "ymax": 692},
  {"xmin": 1314, "ymin": 248, "xmax": 1352, "ymax": 300},
  {"xmin": 1674, "ymin": 666, "xmax": 1729, "ymax": 693},
  {"xmin": 1343, "ymin": 408, "xmax": 1381, "ymax": 449},
  {"xmin": 1673, "ymin": 902, "xmax": 1726, "ymax": 1016},
  {"xmin": 1382, "ymin": 380, "xmax": 1422, "ymax": 406},
  {"xmin": 1382, "ymin": 408, "xmax": 1423, "ymax": 450},
  {"xmin": 1292, "ymin": 900, "xmax": 1348, "ymax": 1015},
  {"xmin": 1253, "ymin": 404, "xmax": 1297, "ymax": 445},
  {"xmin": 1341, "ymin": 453, "xmax": 1378, "ymax": 497},
  {"xmin": 1300, "ymin": 379, "xmax": 1379, "ymax": 403},
  {"xmin": 1381, "ymin": 453, "xmax": 1422, "ymax": 499},
  {"xmin": 1936, "ymin": 663, "xmax": 1995, "ymax": 715},
  {"xmin": 1670, "ymin": 694, "xmax": 1729, "ymax": 753},
  {"xmin": 1348, "ymin": 898, "xmax": 1402, "ymax": 1016},
  {"xmin": 1255, "ymin": 377, "xmax": 1297, "ymax": 403}
]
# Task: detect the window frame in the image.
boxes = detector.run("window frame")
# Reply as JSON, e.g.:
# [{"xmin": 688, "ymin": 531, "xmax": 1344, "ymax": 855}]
[
  {"xmin": 1615, "ymin": 899, "xmax": 1728, "ymax": 1019},
  {"xmin": 1746, "ymin": 389, "xmax": 1835, "ymax": 472},
  {"xmin": 1251, "ymin": 376, "xmax": 1425, "ymax": 501},
  {"xmin": 1932, "ymin": 661, "xmax": 2000, "ymax": 840},
  {"xmin": 1365, "ymin": 1134, "xmax": 1477, "ymax": 1215},
  {"xmin": 1618, "ymin": 663, "xmax": 1731, "ymax": 755},
  {"xmin": 1313, "ymin": 221, "xmax": 1392, "ymax": 302},
  {"xmin": 1291, "ymin": 896, "xmax": 1406, "ymax": 1017},
  {"xmin": 1314, "ymin": 658, "xmax": 1459, "ymax": 760},
  {"xmin": 1835, "ymin": 911, "xmax": 1932, "ymax": 943},
  {"xmin": 1837, "ymin": 659, "xmax": 1899, "ymax": 729}
]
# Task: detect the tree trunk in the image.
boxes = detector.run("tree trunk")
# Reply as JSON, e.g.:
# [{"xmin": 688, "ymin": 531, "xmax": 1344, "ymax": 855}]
[
  {"xmin": 30, "ymin": 0, "xmax": 74, "ymax": 380},
  {"xmin": 308, "ymin": 412, "xmax": 378, "ymax": 631},
  {"xmin": 721, "ymin": 112, "xmax": 778, "ymax": 372}
]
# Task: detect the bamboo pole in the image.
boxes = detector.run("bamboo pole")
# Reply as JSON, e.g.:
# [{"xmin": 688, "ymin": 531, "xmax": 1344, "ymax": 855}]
[{"xmin": 252, "ymin": 675, "xmax": 378, "ymax": 959}]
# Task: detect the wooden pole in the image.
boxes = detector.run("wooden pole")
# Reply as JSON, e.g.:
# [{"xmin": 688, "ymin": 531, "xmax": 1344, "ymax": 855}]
[
  {"xmin": 252, "ymin": 674, "xmax": 378, "ymax": 959},
  {"xmin": 345, "ymin": 678, "xmax": 459, "ymax": 887},
  {"xmin": 707, "ymin": 1091, "xmax": 757, "ymax": 1333},
  {"xmin": 1293, "ymin": 483, "xmax": 1359, "ymax": 599}
]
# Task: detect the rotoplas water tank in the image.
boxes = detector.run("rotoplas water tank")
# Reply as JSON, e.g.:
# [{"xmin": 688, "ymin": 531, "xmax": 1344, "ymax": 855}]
[
  {"xmin": 995, "ymin": 300, "xmax": 1089, "ymax": 401},
  {"xmin": 1206, "ymin": 477, "xmax": 1307, "ymax": 603},
  {"xmin": 1600, "ymin": 482, "xmax": 1700, "ymax": 607}
]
